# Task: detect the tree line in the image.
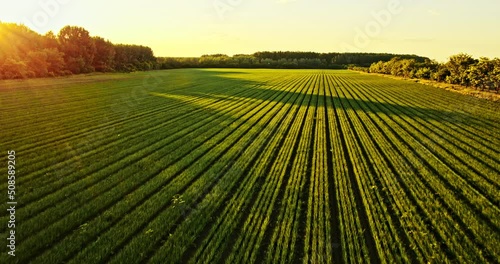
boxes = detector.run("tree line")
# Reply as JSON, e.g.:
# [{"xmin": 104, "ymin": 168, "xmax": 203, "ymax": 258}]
[
  {"xmin": 0, "ymin": 22, "xmax": 156, "ymax": 79},
  {"xmin": 363, "ymin": 54, "xmax": 500, "ymax": 92},
  {"xmin": 0, "ymin": 22, "xmax": 432, "ymax": 80},
  {"xmin": 157, "ymin": 52, "xmax": 427, "ymax": 70},
  {"xmin": 6, "ymin": 22, "xmax": 464, "ymax": 81}
]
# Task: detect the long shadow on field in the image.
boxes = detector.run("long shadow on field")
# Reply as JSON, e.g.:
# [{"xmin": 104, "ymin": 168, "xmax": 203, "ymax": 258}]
[
  {"xmin": 152, "ymin": 69, "xmax": 479, "ymax": 125},
  {"xmin": 210, "ymin": 87, "xmax": 478, "ymax": 124}
]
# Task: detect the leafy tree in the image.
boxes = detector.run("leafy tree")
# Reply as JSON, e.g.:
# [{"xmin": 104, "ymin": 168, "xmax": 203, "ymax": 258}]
[
  {"xmin": 24, "ymin": 48, "xmax": 65, "ymax": 78},
  {"xmin": 467, "ymin": 57, "xmax": 494, "ymax": 90},
  {"xmin": 199, "ymin": 54, "xmax": 230, "ymax": 67},
  {"xmin": 415, "ymin": 67, "xmax": 432, "ymax": 79},
  {"xmin": 0, "ymin": 58, "xmax": 31, "ymax": 79},
  {"xmin": 0, "ymin": 23, "xmax": 43, "ymax": 60},
  {"xmin": 430, "ymin": 64, "xmax": 450, "ymax": 82},
  {"xmin": 26, "ymin": 51, "xmax": 49, "ymax": 77},
  {"xmin": 445, "ymin": 53, "xmax": 477, "ymax": 86},
  {"xmin": 369, "ymin": 61, "xmax": 385, "ymax": 73},
  {"xmin": 58, "ymin": 26, "xmax": 96, "ymax": 74},
  {"xmin": 400, "ymin": 59, "xmax": 416, "ymax": 78},
  {"xmin": 43, "ymin": 31, "xmax": 59, "ymax": 49},
  {"xmin": 490, "ymin": 58, "xmax": 500, "ymax": 92},
  {"xmin": 92, "ymin": 37, "xmax": 115, "ymax": 72},
  {"xmin": 44, "ymin": 48, "xmax": 66, "ymax": 75},
  {"xmin": 113, "ymin": 44, "xmax": 155, "ymax": 71},
  {"xmin": 386, "ymin": 57, "xmax": 402, "ymax": 76}
]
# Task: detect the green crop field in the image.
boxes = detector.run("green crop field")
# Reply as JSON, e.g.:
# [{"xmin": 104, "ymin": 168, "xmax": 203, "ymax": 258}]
[{"xmin": 0, "ymin": 69, "xmax": 499, "ymax": 263}]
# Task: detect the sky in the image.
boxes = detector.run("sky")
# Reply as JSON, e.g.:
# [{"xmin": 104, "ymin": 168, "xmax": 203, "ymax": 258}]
[{"xmin": 1, "ymin": 0, "xmax": 499, "ymax": 62}]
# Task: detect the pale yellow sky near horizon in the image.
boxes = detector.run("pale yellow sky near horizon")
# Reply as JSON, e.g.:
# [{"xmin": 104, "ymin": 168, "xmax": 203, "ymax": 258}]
[{"xmin": 1, "ymin": 0, "xmax": 499, "ymax": 62}]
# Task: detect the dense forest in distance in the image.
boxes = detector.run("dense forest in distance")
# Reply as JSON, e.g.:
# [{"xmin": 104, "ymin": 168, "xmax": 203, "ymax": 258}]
[
  {"xmin": 159, "ymin": 52, "xmax": 428, "ymax": 69},
  {"xmin": 0, "ymin": 21, "xmax": 498, "ymax": 93}
]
